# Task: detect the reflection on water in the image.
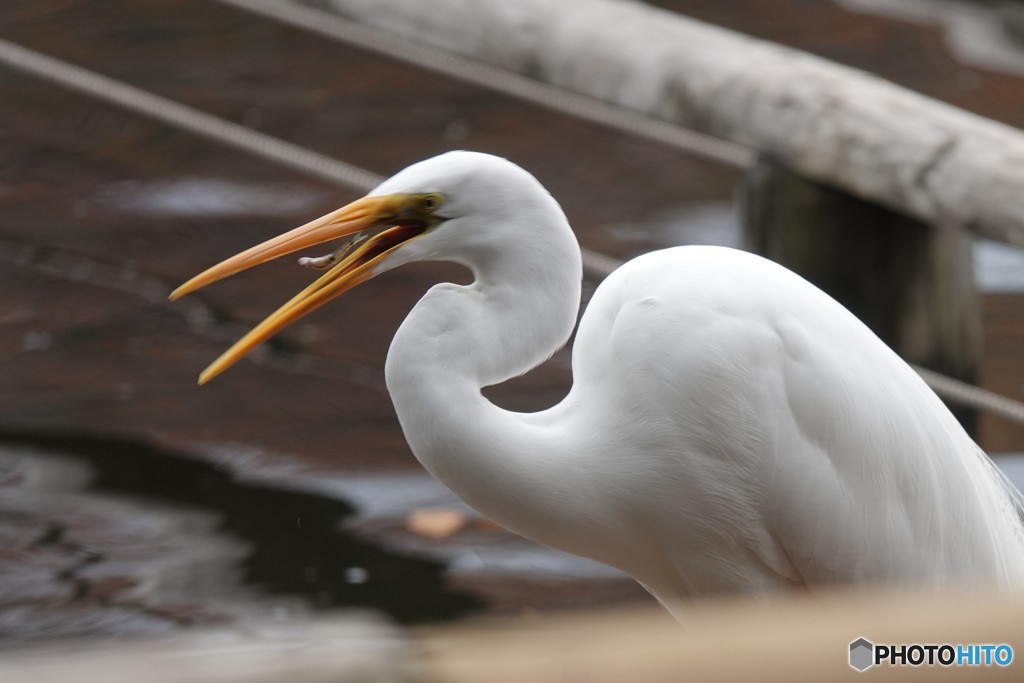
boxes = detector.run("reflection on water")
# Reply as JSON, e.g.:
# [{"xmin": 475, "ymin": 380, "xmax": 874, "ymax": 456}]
[
  {"xmin": 95, "ymin": 179, "xmax": 330, "ymax": 218},
  {"xmin": 997, "ymin": 454, "xmax": 1024, "ymax": 494},
  {"xmin": 975, "ymin": 240, "xmax": 1024, "ymax": 294},
  {"xmin": 318, "ymin": 473, "xmax": 628, "ymax": 580},
  {"xmin": 0, "ymin": 429, "xmax": 481, "ymax": 626},
  {"xmin": 608, "ymin": 201, "xmax": 1024, "ymax": 295},
  {"xmin": 604, "ymin": 202, "xmax": 742, "ymax": 250}
]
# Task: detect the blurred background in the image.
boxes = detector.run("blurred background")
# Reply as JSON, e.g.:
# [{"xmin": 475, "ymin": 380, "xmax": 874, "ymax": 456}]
[{"xmin": 4, "ymin": 0, "xmax": 1024, "ymax": 650}]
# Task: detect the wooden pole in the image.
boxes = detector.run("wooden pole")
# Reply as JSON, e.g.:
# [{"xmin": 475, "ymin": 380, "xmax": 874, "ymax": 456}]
[
  {"xmin": 305, "ymin": 0, "xmax": 1024, "ymax": 248},
  {"xmin": 740, "ymin": 158, "xmax": 981, "ymax": 428},
  {"xmin": 250, "ymin": 0, "xmax": 1008, "ymax": 416}
]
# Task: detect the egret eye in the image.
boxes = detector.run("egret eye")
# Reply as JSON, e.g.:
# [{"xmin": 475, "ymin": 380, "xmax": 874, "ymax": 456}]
[{"xmin": 418, "ymin": 193, "xmax": 443, "ymax": 213}]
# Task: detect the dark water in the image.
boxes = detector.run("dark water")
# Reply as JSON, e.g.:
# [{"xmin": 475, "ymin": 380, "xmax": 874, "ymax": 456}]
[{"xmin": 0, "ymin": 428, "xmax": 481, "ymax": 625}]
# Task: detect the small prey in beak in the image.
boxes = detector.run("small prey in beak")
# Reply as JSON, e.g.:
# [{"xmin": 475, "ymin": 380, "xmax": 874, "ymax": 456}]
[
  {"xmin": 170, "ymin": 192, "xmax": 443, "ymax": 384},
  {"xmin": 298, "ymin": 234, "xmax": 368, "ymax": 271}
]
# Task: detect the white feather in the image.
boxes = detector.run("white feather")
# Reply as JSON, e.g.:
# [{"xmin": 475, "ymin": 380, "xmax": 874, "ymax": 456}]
[{"xmin": 374, "ymin": 151, "xmax": 1024, "ymax": 619}]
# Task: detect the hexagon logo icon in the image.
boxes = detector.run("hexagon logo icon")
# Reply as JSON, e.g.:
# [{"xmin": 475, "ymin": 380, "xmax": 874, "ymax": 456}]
[{"xmin": 850, "ymin": 637, "xmax": 875, "ymax": 672}]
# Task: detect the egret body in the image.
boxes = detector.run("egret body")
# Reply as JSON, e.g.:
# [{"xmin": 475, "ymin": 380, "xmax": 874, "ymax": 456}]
[{"xmin": 172, "ymin": 151, "xmax": 1024, "ymax": 619}]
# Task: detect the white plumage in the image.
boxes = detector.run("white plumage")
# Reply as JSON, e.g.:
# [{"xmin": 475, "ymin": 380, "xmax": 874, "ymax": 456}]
[{"xmin": 175, "ymin": 151, "xmax": 1024, "ymax": 619}]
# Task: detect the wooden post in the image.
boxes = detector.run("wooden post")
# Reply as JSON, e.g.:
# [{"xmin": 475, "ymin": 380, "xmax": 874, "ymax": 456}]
[{"xmin": 740, "ymin": 158, "xmax": 981, "ymax": 430}]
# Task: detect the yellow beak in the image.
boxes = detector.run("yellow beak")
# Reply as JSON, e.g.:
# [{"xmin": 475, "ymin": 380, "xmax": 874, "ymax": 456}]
[{"xmin": 170, "ymin": 193, "xmax": 428, "ymax": 384}]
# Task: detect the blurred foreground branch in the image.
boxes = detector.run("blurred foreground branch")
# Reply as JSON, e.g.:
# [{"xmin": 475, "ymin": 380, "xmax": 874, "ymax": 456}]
[{"xmin": 1, "ymin": 589, "xmax": 1021, "ymax": 682}]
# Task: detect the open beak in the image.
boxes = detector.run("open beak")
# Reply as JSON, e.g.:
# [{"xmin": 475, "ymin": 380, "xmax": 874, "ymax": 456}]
[{"xmin": 170, "ymin": 193, "xmax": 430, "ymax": 384}]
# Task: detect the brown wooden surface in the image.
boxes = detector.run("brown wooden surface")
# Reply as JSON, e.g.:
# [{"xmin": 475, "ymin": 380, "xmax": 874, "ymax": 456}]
[{"xmin": 980, "ymin": 294, "xmax": 1024, "ymax": 451}]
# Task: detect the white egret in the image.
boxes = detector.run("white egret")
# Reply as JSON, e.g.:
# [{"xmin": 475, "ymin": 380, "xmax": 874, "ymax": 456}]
[{"xmin": 172, "ymin": 151, "xmax": 1024, "ymax": 619}]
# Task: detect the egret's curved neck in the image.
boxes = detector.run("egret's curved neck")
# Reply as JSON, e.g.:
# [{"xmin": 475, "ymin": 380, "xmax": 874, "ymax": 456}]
[{"xmin": 384, "ymin": 215, "xmax": 587, "ymax": 546}]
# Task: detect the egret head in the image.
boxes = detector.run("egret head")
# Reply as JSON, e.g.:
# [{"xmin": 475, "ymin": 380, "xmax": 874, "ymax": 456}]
[
  {"xmin": 376, "ymin": 151, "xmax": 566, "ymax": 266},
  {"xmin": 170, "ymin": 151, "xmax": 564, "ymax": 384}
]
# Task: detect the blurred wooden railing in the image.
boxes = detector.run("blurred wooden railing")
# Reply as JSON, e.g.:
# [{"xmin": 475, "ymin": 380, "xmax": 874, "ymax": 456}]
[
  {"xmin": 253, "ymin": 0, "xmax": 1024, "ymax": 423},
  {"xmin": 5, "ymin": 10, "xmax": 1024, "ymax": 424},
  {"xmin": 1, "ymin": 588, "xmax": 1021, "ymax": 682}
]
